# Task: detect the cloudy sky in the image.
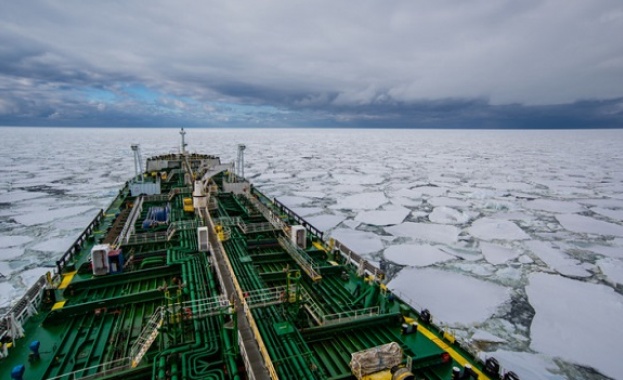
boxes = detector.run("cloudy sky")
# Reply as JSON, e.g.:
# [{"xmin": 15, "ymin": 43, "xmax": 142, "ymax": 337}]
[{"xmin": 1, "ymin": 1, "xmax": 622, "ymax": 128}]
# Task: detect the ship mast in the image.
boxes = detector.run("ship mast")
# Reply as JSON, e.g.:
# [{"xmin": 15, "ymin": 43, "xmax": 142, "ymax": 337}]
[{"xmin": 180, "ymin": 127, "xmax": 187, "ymax": 155}]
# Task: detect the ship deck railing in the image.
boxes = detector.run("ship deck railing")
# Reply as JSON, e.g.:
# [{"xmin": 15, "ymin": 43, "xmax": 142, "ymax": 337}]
[
  {"xmin": 244, "ymin": 286, "xmax": 287, "ymax": 308},
  {"xmin": 125, "ymin": 230, "xmax": 168, "ymax": 246},
  {"xmin": 213, "ymin": 216, "xmax": 244, "ymax": 226},
  {"xmin": 239, "ymin": 221, "xmax": 277, "ymax": 234},
  {"xmin": 245, "ymin": 193, "xmax": 286, "ymax": 231},
  {"xmin": 0, "ymin": 275, "xmax": 47, "ymax": 343},
  {"xmin": 167, "ymin": 220, "xmax": 199, "ymax": 240},
  {"xmin": 323, "ymin": 306, "xmax": 380, "ymax": 326},
  {"xmin": 277, "ymin": 236, "xmax": 322, "ymax": 282},
  {"xmin": 331, "ymin": 238, "xmax": 386, "ymax": 280}
]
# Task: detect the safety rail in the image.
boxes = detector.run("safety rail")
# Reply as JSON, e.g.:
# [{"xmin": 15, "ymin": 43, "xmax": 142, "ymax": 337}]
[
  {"xmin": 331, "ymin": 238, "xmax": 386, "ymax": 279},
  {"xmin": 278, "ymin": 236, "xmax": 322, "ymax": 282},
  {"xmin": 55, "ymin": 209, "xmax": 105, "ymax": 274},
  {"xmin": 239, "ymin": 222, "xmax": 276, "ymax": 234},
  {"xmin": 166, "ymin": 220, "xmax": 198, "ymax": 240},
  {"xmin": 244, "ymin": 286, "xmax": 287, "ymax": 308},
  {"xmin": 125, "ymin": 231, "xmax": 168, "ymax": 246},
  {"xmin": 181, "ymin": 294, "xmax": 230, "ymax": 318},
  {"xmin": 300, "ymin": 287, "xmax": 325, "ymax": 325},
  {"xmin": 272, "ymin": 196, "xmax": 324, "ymax": 240},
  {"xmin": 323, "ymin": 306, "xmax": 380, "ymax": 325},
  {"xmin": 143, "ymin": 194, "xmax": 168, "ymax": 202},
  {"xmin": 116, "ymin": 196, "xmax": 144, "ymax": 246},
  {"xmin": 245, "ymin": 194, "xmax": 286, "ymax": 230},
  {"xmin": 214, "ymin": 216, "xmax": 244, "ymax": 226},
  {"xmin": 0, "ymin": 275, "xmax": 47, "ymax": 343}
]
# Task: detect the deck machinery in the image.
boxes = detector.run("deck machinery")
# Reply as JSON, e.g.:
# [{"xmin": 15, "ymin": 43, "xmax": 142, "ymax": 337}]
[{"xmin": 0, "ymin": 130, "xmax": 520, "ymax": 380}]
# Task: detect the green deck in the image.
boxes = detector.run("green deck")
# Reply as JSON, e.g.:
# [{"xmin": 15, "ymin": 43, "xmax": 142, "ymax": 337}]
[{"xmin": 1, "ymin": 147, "xmax": 512, "ymax": 380}]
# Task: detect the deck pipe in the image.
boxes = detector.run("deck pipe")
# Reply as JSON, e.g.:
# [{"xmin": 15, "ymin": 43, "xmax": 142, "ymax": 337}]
[{"xmin": 154, "ymin": 246, "xmax": 240, "ymax": 380}]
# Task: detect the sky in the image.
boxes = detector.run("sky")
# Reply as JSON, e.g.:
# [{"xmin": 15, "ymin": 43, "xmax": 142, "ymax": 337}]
[{"xmin": 1, "ymin": 1, "xmax": 623, "ymax": 129}]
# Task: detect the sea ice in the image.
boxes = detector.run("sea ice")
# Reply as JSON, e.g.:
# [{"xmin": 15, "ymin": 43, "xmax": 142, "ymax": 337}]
[
  {"xmin": 485, "ymin": 350, "xmax": 565, "ymax": 380},
  {"xmin": 527, "ymin": 272, "xmax": 623, "ymax": 379},
  {"xmin": 597, "ymin": 258, "xmax": 623, "ymax": 286},
  {"xmin": 290, "ymin": 207, "xmax": 324, "ymax": 217},
  {"xmin": 480, "ymin": 242, "xmax": 521, "ymax": 265},
  {"xmin": 385, "ymin": 222, "xmax": 459, "ymax": 245},
  {"xmin": 470, "ymin": 329, "xmax": 506, "ymax": 344},
  {"xmin": 19, "ymin": 267, "xmax": 51, "ymax": 288},
  {"xmin": 31, "ymin": 237, "xmax": 76, "ymax": 253},
  {"xmin": 354, "ymin": 205, "xmax": 410, "ymax": 226},
  {"xmin": 331, "ymin": 173, "xmax": 385, "ymax": 185},
  {"xmin": 389, "ymin": 267, "xmax": 510, "ymax": 326},
  {"xmin": 409, "ymin": 186, "xmax": 448, "ymax": 197},
  {"xmin": 0, "ymin": 261, "xmax": 18, "ymax": 277},
  {"xmin": 0, "ymin": 282, "xmax": 18, "ymax": 309},
  {"xmin": 585, "ymin": 244, "xmax": 623, "ymax": 260},
  {"xmin": 305, "ymin": 214, "xmax": 345, "ymax": 232},
  {"xmin": 330, "ymin": 192, "xmax": 387, "ymax": 211},
  {"xmin": 330, "ymin": 228, "xmax": 384, "ymax": 255},
  {"xmin": 556, "ymin": 213, "xmax": 623, "ymax": 237},
  {"xmin": 590, "ymin": 207, "xmax": 623, "ymax": 221},
  {"xmin": 292, "ymin": 191, "xmax": 326, "ymax": 199},
  {"xmin": 523, "ymin": 199, "xmax": 585, "ymax": 213},
  {"xmin": 13, "ymin": 205, "xmax": 96, "ymax": 226},
  {"xmin": 428, "ymin": 206, "xmax": 470, "ymax": 224},
  {"xmin": 468, "ymin": 218, "xmax": 530, "ymax": 241},
  {"xmin": 428, "ymin": 197, "xmax": 469, "ymax": 208},
  {"xmin": 0, "ymin": 191, "xmax": 47, "ymax": 203},
  {"xmin": 0, "ymin": 235, "xmax": 33, "ymax": 248},
  {"xmin": 383, "ymin": 244, "xmax": 454, "ymax": 267},
  {"xmin": 524, "ymin": 241, "xmax": 591, "ymax": 278},
  {"xmin": 276, "ymin": 195, "xmax": 312, "ymax": 207}
]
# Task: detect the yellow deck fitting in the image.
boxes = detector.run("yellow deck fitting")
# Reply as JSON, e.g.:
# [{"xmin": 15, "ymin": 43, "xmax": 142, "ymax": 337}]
[
  {"xmin": 51, "ymin": 301, "xmax": 66, "ymax": 310},
  {"xmin": 58, "ymin": 271, "xmax": 77, "ymax": 290},
  {"xmin": 403, "ymin": 317, "xmax": 490, "ymax": 380},
  {"xmin": 312, "ymin": 241, "xmax": 326, "ymax": 252}
]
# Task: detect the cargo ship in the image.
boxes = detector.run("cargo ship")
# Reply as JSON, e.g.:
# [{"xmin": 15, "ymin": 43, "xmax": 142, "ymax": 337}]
[{"xmin": 1, "ymin": 129, "xmax": 520, "ymax": 380}]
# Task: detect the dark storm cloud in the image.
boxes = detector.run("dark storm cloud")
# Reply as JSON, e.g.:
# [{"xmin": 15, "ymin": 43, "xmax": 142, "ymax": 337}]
[{"xmin": 1, "ymin": 1, "xmax": 622, "ymax": 127}]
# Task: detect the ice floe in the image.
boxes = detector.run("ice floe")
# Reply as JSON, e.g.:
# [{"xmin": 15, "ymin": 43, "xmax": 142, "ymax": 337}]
[
  {"xmin": 597, "ymin": 258, "xmax": 623, "ymax": 286},
  {"xmin": 330, "ymin": 228, "xmax": 384, "ymax": 256},
  {"xmin": 524, "ymin": 241, "xmax": 591, "ymax": 278},
  {"xmin": 428, "ymin": 206, "xmax": 470, "ymax": 224},
  {"xmin": 383, "ymin": 244, "xmax": 454, "ymax": 267},
  {"xmin": 0, "ymin": 282, "xmax": 19, "ymax": 309},
  {"xmin": 590, "ymin": 207, "xmax": 623, "ymax": 221},
  {"xmin": 468, "ymin": 218, "xmax": 530, "ymax": 241},
  {"xmin": 12, "ymin": 205, "xmax": 96, "ymax": 226},
  {"xmin": 485, "ymin": 350, "xmax": 565, "ymax": 380},
  {"xmin": 480, "ymin": 242, "xmax": 521, "ymax": 265},
  {"xmin": 523, "ymin": 199, "xmax": 585, "ymax": 213},
  {"xmin": 330, "ymin": 192, "xmax": 387, "ymax": 210},
  {"xmin": 385, "ymin": 222, "xmax": 459, "ymax": 245},
  {"xmin": 556, "ymin": 213, "xmax": 623, "ymax": 237},
  {"xmin": 527, "ymin": 272, "xmax": 623, "ymax": 379},
  {"xmin": 354, "ymin": 205, "xmax": 410, "ymax": 226},
  {"xmin": 389, "ymin": 267, "xmax": 510, "ymax": 326},
  {"xmin": 306, "ymin": 214, "xmax": 345, "ymax": 232},
  {"xmin": 0, "ymin": 235, "xmax": 33, "ymax": 248}
]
